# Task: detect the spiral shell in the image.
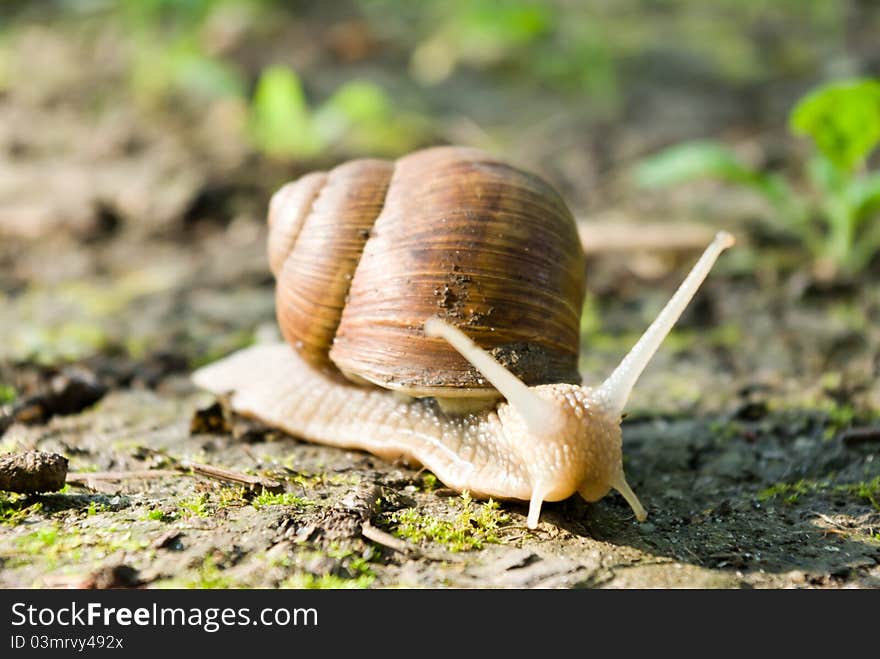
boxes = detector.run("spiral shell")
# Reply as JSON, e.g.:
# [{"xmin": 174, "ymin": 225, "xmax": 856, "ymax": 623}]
[{"xmin": 268, "ymin": 146, "xmax": 585, "ymax": 400}]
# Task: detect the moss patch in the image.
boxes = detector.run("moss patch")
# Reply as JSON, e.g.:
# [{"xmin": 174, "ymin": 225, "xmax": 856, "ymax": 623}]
[
  {"xmin": 0, "ymin": 493, "xmax": 42, "ymax": 526},
  {"xmin": 278, "ymin": 546, "xmax": 377, "ymax": 589},
  {"xmin": 758, "ymin": 477, "xmax": 880, "ymax": 509},
  {"xmin": 177, "ymin": 493, "xmax": 211, "ymax": 518},
  {"xmin": 0, "ymin": 384, "xmax": 16, "ymax": 404},
  {"xmin": 7, "ymin": 523, "xmax": 150, "ymax": 569},
  {"xmin": 250, "ymin": 491, "xmax": 309, "ymax": 509},
  {"xmin": 157, "ymin": 556, "xmax": 237, "ymax": 589},
  {"xmin": 390, "ymin": 492, "xmax": 510, "ymax": 552}
]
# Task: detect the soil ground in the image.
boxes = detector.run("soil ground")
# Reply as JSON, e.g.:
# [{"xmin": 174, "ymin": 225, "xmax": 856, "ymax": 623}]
[{"xmin": 1, "ymin": 6, "xmax": 878, "ymax": 589}]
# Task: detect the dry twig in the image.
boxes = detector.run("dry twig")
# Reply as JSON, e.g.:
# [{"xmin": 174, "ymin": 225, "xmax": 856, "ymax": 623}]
[{"xmin": 184, "ymin": 461, "xmax": 283, "ymax": 492}]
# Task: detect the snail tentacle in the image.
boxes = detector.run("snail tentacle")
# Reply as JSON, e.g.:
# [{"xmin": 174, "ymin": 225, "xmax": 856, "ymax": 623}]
[
  {"xmin": 597, "ymin": 231, "xmax": 735, "ymax": 416},
  {"xmin": 424, "ymin": 316, "xmax": 565, "ymax": 437},
  {"xmin": 609, "ymin": 472, "xmax": 647, "ymax": 522}
]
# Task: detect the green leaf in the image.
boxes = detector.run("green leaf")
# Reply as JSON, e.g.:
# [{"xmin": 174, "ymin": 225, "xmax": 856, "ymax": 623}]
[
  {"xmin": 635, "ymin": 141, "xmax": 762, "ymax": 189},
  {"xmin": 177, "ymin": 52, "xmax": 245, "ymax": 100},
  {"xmin": 321, "ymin": 81, "xmax": 391, "ymax": 124},
  {"xmin": 635, "ymin": 140, "xmax": 803, "ymax": 227},
  {"xmin": 790, "ymin": 77, "xmax": 880, "ymax": 173},
  {"xmin": 456, "ymin": 1, "xmax": 552, "ymax": 50},
  {"xmin": 849, "ymin": 213, "xmax": 880, "ymax": 273},
  {"xmin": 313, "ymin": 80, "xmax": 425, "ymax": 156},
  {"xmin": 848, "ymin": 171, "xmax": 880, "ymax": 220},
  {"xmin": 248, "ymin": 65, "xmax": 322, "ymax": 159},
  {"xmin": 806, "ymin": 153, "xmax": 844, "ymax": 195}
]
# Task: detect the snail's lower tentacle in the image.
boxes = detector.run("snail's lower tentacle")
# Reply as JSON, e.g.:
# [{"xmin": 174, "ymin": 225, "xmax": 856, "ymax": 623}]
[
  {"xmin": 527, "ymin": 487, "xmax": 549, "ymax": 529},
  {"xmin": 608, "ymin": 473, "xmax": 647, "ymax": 522}
]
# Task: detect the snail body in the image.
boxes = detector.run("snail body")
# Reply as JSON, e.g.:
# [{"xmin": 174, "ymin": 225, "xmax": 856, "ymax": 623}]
[{"xmin": 193, "ymin": 146, "xmax": 734, "ymax": 528}]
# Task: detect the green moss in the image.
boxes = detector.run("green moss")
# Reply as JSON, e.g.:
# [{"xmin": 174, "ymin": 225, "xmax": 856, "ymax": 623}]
[
  {"xmin": 767, "ymin": 385, "xmax": 877, "ymax": 440},
  {"xmin": 158, "ymin": 556, "xmax": 237, "ymax": 589},
  {"xmin": 390, "ymin": 492, "xmax": 509, "ymax": 552},
  {"xmin": 177, "ymin": 493, "xmax": 211, "ymax": 518},
  {"xmin": 141, "ymin": 509, "xmax": 169, "ymax": 522},
  {"xmin": 217, "ymin": 486, "xmax": 249, "ymax": 508},
  {"xmin": 251, "ymin": 491, "xmax": 309, "ymax": 510},
  {"xmin": 824, "ymin": 402, "xmax": 857, "ymax": 438},
  {"xmin": 0, "ymin": 384, "xmax": 16, "ymax": 404},
  {"xmin": 278, "ymin": 546, "xmax": 377, "ymax": 589},
  {"xmin": 846, "ymin": 477, "xmax": 880, "ymax": 510},
  {"xmin": 758, "ymin": 477, "xmax": 880, "ymax": 510},
  {"xmin": 0, "ymin": 493, "xmax": 42, "ymax": 526},
  {"xmin": 8, "ymin": 523, "xmax": 149, "ymax": 569},
  {"xmin": 17, "ymin": 525, "xmax": 59, "ymax": 553},
  {"xmin": 758, "ymin": 479, "xmax": 817, "ymax": 505},
  {"xmin": 85, "ymin": 501, "xmax": 110, "ymax": 516},
  {"xmin": 278, "ymin": 465, "xmax": 360, "ymax": 489},
  {"xmin": 421, "ymin": 472, "xmax": 438, "ymax": 491},
  {"xmin": 190, "ymin": 557, "xmax": 236, "ymax": 589}
]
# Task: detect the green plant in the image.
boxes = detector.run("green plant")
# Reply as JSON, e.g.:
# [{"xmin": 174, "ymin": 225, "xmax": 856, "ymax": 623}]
[
  {"xmin": 247, "ymin": 65, "xmax": 426, "ymax": 160},
  {"xmin": 420, "ymin": 472, "xmax": 438, "ymax": 491},
  {"xmin": 250, "ymin": 490, "xmax": 308, "ymax": 509},
  {"xmin": 635, "ymin": 77, "xmax": 880, "ymax": 276},
  {"xmin": 248, "ymin": 65, "xmax": 321, "ymax": 159},
  {"xmin": 119, "ymin": 0, "xmax": 249, "ymax": 108},
  {"xmin": 758, "ymin": 476, "xmax": 880, "ymax": 510},
  {"xmin": 0, "ymin": 384, "xmax": 15, "ymax": 404},
  {"xmin": 0, "ymin": 493, "xmax": 41, "ymax": 526},
  {"xmin": 389, "ymin": 492, "xmax": 509, "ymax": 551},
  {"xmin": 178, "ymin": 493, "xmax": 211, "ymax": 518}
]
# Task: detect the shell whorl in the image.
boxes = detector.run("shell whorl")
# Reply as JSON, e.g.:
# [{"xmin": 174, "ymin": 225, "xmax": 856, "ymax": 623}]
[{"xmin": 268, "ymin": 146, "xmax": 586, "ymax": 396}]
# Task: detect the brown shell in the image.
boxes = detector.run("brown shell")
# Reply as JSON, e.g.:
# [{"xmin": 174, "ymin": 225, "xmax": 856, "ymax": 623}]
[{"xmin": 268, "ymin": 146, "xmax": 586, "ymax": 398}]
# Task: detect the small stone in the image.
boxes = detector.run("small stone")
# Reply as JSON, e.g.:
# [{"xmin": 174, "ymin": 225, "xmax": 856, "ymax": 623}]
[
  {"xmin": 152, "ymin": 531, "xmax": 184, "ymax": 551},
  {"xmin": 0, "ymin": 450, "xmax": 68, "ymax": 493},
  {"xmin": 80, "ymin": 564, "xmax": 143, "ymax": 589}
]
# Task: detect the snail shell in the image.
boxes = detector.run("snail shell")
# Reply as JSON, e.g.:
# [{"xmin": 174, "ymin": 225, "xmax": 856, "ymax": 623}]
[{"xmin": 268, "ymin": 146, "xmax": 585, "ymax": 404}]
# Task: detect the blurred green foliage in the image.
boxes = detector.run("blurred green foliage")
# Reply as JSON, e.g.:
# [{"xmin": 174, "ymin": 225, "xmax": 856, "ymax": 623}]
[
  {"xmin": 117, "ymin": 0, "xmax": 427, "ymax": 157},
  {"xmin": 248, "ymin": 65, "xmax": 321, "ymax": 158},
  {"xmin": 249, "ymin": 66, "xmax": 426, "ymax": 158},
  {"xmin": 636, "ymin": 78, "xmax": 880, "ymax": 276},
  {"xmin": 0, "ymin": 384, "xmax": 16, "ymax": 405},
  {"xmin": 363, "ymin": 0, "xmax": 849, "ymax": 110},
  {"xmin": 118, "ymin": 0, "xmax": 250, "ymax": 106},
  {"xmin": 0, "ymin": 0, "xmax": 875, "ymax": 177},
  {"xmin": 790, "ymin": 79, "xmax": 880, "ymax": 174}
]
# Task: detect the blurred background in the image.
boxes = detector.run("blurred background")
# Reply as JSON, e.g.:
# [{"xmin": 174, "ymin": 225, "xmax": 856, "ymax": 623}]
[
  {"xmin": 1, "ymin": 0, "xmax": 880, "ymax": 591},
  {"xmin": 1, "ymin": 0, "xmax": 879, "ymax": 413}
]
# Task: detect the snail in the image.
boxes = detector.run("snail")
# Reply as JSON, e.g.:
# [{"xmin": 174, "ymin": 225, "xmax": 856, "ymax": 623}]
[{"xmin": 192, "ymin": 146, "xmax": 734, "ymax": 529}]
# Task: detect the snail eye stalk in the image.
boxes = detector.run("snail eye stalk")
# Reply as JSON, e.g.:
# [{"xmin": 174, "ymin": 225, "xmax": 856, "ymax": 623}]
[
  {"xmin": 424, "ymin": 317, "xmax": 565, "ymax": 436},
  {"xmin": 598, "ymin": 231, "xmax": 735, "ymax": 416}
]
